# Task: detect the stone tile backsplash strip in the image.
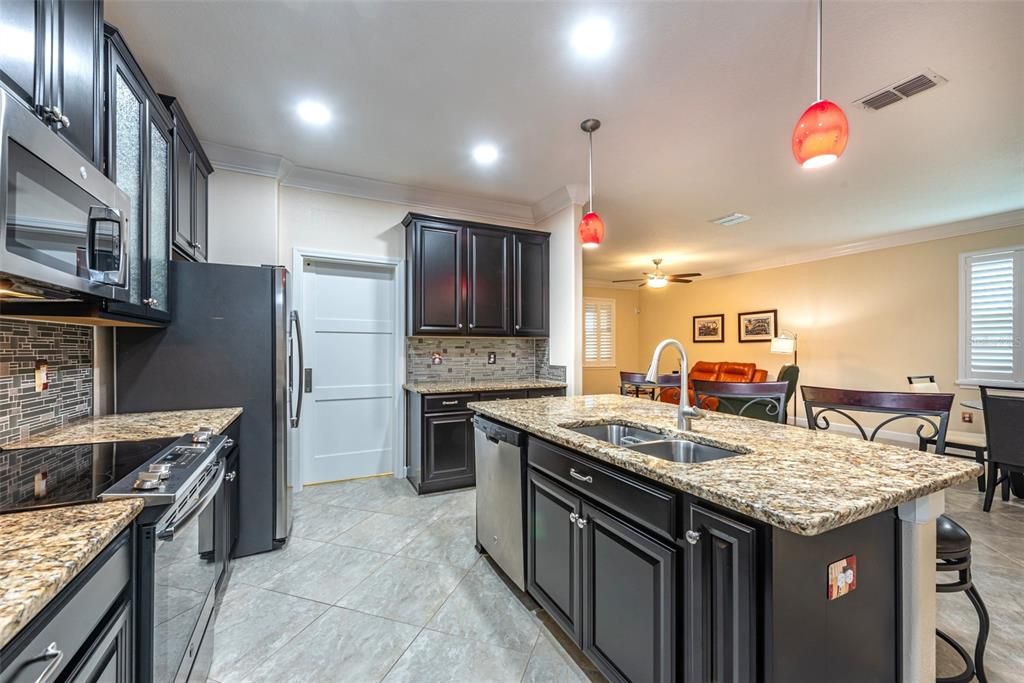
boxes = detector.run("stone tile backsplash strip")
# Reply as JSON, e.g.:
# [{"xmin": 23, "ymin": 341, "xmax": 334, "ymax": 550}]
[
  {"xmin": 406, "ymin": 336, "xmax": 565, "ymax": 384},
  {"xmin": 0, "ymin": 320, "xmax": 93, "ymax": 447}
]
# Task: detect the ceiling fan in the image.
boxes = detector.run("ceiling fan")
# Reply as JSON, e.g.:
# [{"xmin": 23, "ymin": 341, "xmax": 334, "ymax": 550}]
[{"xmin": 612, "ymin": 259, "xmax": 702, "ymax": 288}]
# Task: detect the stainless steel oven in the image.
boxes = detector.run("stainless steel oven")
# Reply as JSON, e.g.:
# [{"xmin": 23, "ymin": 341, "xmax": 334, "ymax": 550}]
[{"xmin": 0, "ymin": 87, "xmax": 131, "ymax": 301}]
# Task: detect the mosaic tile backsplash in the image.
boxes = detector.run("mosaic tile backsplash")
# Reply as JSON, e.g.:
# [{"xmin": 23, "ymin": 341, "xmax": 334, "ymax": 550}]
[
  {"xmin": 407, "ymin": 337, "xmax": 566, "ymax": 384},
  {"xmin": 0, "ymin": 320, "xmax": 93, "ymax": 447}
]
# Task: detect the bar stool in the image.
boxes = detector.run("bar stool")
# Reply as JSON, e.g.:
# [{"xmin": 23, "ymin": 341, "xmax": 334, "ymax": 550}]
[{"xmin": 936, "ymin": 515, "xmax": 989, "ymax": 683}]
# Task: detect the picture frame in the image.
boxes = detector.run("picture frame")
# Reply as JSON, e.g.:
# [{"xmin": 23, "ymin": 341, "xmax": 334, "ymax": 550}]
[
  {"xmin": 692, "ymin": 314, "xmax": 725, "ymax": 343},
  {"xmin": 738, "ymin": 309, "xmax": 777, "ymax": 343}
]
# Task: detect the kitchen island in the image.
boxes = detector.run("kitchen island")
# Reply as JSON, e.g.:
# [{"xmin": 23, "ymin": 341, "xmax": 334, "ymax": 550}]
[{"xmin": 468, "ymin": 394, "xmax": 981, "ymax": 683}]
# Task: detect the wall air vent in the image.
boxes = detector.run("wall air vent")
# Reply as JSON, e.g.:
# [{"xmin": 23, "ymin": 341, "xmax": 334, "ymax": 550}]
[
  {"xmin": 854, "ymin": 69, "xmax": 948, "ymax": 111},
  {"xmin": 710, "ymin": 213, "xmax": 751, "ymax": 226}
]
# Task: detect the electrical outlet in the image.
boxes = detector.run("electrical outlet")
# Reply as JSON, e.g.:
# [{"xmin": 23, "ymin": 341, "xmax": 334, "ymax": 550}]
[
  {"xmin": 961, "ymin": 412, "xmax": 973, "ymax": 424},
  {"xmin": 487, "ymin": 352, "xmax": 497, "ymax": 365}
]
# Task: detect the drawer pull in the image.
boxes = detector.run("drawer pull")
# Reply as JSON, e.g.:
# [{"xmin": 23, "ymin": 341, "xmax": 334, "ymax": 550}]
[
  {"xmin": 34, "ymin": 642, "xmax": 63, "ymax": 683},
  {"xmin": 441, "ymin": 400, "xmax": 458, "ymax": 406},
  {"xmin": 569, "ymin": 468, "xmax": 593, "ymax": 484}
]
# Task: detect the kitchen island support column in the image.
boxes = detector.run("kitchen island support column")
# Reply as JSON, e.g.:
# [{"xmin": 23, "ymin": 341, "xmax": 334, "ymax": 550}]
[{"xmin": 898, "ymin": 491, "xmax": 943, "ymax": 682}]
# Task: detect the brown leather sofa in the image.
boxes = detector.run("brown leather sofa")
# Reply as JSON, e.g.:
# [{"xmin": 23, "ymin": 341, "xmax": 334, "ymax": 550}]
[{"xmin": 659, "ymin": 361, "xmax": 769, "ymax": 407}]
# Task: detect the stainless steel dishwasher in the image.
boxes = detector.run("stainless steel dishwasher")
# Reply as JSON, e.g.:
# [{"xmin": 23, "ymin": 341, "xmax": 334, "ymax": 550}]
[{"xmin": 474, "ymin": 415, "xmax": 527, "ymax": 590}]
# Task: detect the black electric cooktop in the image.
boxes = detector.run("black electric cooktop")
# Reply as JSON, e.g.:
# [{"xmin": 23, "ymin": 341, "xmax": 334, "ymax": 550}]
[{"xmin": 0, "ymin": 438, "xmax": 176, "ymax": 514}]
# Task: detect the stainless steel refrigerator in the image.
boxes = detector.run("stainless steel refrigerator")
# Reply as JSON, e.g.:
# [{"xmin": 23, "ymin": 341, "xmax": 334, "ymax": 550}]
[{"xmin": 115, "ymin": 262, "xmax": 302, "ymax": 557}]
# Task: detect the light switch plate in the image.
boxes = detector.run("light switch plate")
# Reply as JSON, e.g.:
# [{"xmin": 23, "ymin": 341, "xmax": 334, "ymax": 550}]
[{"xmin": 961, "ymin": 412, "xmax": 973, "ymax": 424}]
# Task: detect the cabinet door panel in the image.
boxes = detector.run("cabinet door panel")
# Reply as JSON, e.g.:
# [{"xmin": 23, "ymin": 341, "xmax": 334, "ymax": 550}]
[
  {"xmin": 526, "ymin": 469, "xmax": 581, "ymax": 642},
  {"xmin": 423, "ymin": 411, "xmax": 474, "ymax": 485},
  {"xmin": 513, "ymin": 233, "xmax": 549, "ymax": 336},
  {"xmin": 411, "ymin": 222, "xmax": 463, "ymax": 334},
  {"xmin": 173, "ymin": 131, "xmax": 194, "ymax": 254},
  {"xmin": 466, "ymin": 227, "xmax": 510, "ymax": 335},
  {"xmin": 54, "ymin": 0, "xmax": 101, "ymax": 163},
  {"xmin": 686, "ymin": 503, "xmax": 757, "ymax": 683},
  {"xmin": 582, "ymin": 503, "xmax": 676, "ymax": 683},
  {"xmin": 193, "ymin": 164, "xmax": 208, "ymax": 261},
  {"xmin": 0, "ymin": 0, "xmax": 40, "ymax": 104}
]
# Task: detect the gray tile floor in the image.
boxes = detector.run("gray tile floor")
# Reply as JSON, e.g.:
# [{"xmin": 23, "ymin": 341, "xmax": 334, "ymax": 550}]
[
  {"xmin": 211, "ymin": 477, "xmax": 590, "ymax": 683},
  {"xmin": 212, "ymin": 476, "xmax": 1023, "ymax": 683}
]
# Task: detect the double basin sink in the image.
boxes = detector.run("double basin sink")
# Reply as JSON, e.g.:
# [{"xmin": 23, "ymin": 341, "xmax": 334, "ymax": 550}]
[{"xmin": 568, "ymin": 423, "xmax": 740, "ymax": 463}]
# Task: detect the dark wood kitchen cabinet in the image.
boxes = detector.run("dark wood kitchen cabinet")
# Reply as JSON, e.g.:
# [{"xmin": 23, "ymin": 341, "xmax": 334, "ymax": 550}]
[
  {"xmin": 100, "ymin": 25, "xmax": 172, "ymax": 323},
  {"xmin": 0, "ymin": 0, "xmax": 103, "ymax": 165},
  {"xmin": 404, "ymin": 214, "xmax": 549, "ymax": 337},
  {"xmin": 466, "ymin": 227, "xmax": 511, "ymax": 335},
  {"xmin": 0, "ymin": 531, "xmax": 132, "ymax": 683},
  {"xmin": 513, "ymin": 232, "xmax": 550, "ymax": 336},
  {"xmin": 684, "ymin": 501, "xmax": 757, "ymax": 683},
  {"xmin": 407, "ymin": 391, "xmax": 477, "ymax": 494},
  {"xmin": 526, "ymin": 441, "xmax": 678, "ymax": 683},
  {"xmin": 161, "ymin": 94, "xmax": 213, "ymax": 262}
]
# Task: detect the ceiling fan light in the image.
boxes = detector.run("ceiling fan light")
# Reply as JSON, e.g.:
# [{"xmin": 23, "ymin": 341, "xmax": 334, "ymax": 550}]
[
  {"xmin": 578, "ymin": 211, "xmax": 605, "ymax": 248},
  {"xmin": 647, "ymin": 275, "xmax": 668, "ymax": 288},
  {"xmin": 792, "ymin": 100, "xmax": 849, "ymax": 168}
]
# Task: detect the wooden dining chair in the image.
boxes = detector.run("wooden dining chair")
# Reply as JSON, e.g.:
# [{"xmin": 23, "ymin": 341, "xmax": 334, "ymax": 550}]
[
  {"xmin": 979, "ymin": 385, "xmax": 1024, "ymax": 512},
  {"xmin": 907, "ymin": 375, "xmax": 988, "ymax": 492},
  {"xmin": 692, "ymin": 380, "xmax": 790, "ymax": 424}
]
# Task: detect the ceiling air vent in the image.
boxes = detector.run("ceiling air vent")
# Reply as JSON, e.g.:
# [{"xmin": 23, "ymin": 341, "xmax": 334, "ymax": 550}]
[
  {"xmin": 854, "ymin": 69, "xmax": 948, "ymax": 111},
  {"xmin": 710, "ymin": 213, "xmax": 751, "ymax": 226}
]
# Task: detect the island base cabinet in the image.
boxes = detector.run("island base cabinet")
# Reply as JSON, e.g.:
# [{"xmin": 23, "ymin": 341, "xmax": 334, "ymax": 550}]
[
  {"xmin": 581, "ymin": 503, "xmax": 676, "ymax": 683},
  {"xmin": 684, "ymin": 502, "xmax": 757, "ymax": 683},
  {"xmin": 527, "ymin": 469, "xmax": 677, "ymax": 683},
  {"xmin": 526, "ymin": 470, "xmax": 583, "ymax": 642}
]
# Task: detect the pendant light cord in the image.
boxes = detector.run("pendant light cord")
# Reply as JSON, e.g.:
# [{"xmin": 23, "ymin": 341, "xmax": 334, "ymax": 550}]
[
  {"xmin": 816, "ymin": 0, "xmax": 822, "ymax": 102},
  {"xmin": 588, "ymin": 131, "xmax": 594, "ymax": 212}
]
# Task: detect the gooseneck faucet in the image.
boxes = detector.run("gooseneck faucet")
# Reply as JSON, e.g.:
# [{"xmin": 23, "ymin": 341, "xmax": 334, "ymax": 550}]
[{"xmin": 645, "ymin": 338, "xmax": 703, "ymax": 431}]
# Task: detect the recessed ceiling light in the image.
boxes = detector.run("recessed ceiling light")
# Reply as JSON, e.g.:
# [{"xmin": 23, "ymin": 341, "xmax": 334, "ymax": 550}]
[
  {"xmin": 472, "ymin": 143, "xmax": 499, "ymax": 165},
  {"xmin": 296, "ymin": 100, "xmax": 331, "ymax": 125},
  {"xmin": 571, "ymin": 17, "xmax": 613, "ymax": 58}
]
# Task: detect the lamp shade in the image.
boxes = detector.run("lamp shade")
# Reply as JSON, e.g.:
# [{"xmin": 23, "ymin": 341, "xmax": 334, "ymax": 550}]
[
  {"xmin": 792, "ymin": 99, "xmax": 849, "ymax": 168},
  {"xmin": 770, "ymin": 336, "xmax": 796, "ymax": 354},
  {"xmin": 647, "ymin": 274, "xmax": 668, "ymax": 288},
  {"xmin": 578, "ymin": 211, "xmax": 605, "ymax": 249}
]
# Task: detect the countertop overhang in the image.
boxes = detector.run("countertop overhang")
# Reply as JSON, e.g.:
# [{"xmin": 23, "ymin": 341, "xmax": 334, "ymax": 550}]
[
  {"xmin": 0, "ymin": 500, "xmax": 144, "ymax": 650},
  {"xmin": 404, "ymin": 379, "xmax": 567, "ymax": 395},
  {"xmin": 5, "ymin": 407, "xmax": 244, "ymax": 449},
  {"xmin": 468, "ymin": 394, "xmax": 982, "ymax": 536}
]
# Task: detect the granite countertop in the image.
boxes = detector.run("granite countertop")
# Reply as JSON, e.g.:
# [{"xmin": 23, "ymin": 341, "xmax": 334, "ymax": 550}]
[
  {"xmin": 468, "ymin": 394, "xmax": 982, "ymax": 536},
  {"xmin": 403, "ymin": 379, "xmax": 567, "ymax": 395},
  {"xmin": 6, "ymin": 408, "xmax": 244, "ymax": 449},
  {"xmin": 0, "ymin": 499, "xmax": 144, "ymax": 649}
]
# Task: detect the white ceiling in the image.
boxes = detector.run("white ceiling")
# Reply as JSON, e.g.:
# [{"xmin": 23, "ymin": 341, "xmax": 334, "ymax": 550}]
[{"xmin": 105, "ymin": 1, "xmax": 1024, "ymax": 281}]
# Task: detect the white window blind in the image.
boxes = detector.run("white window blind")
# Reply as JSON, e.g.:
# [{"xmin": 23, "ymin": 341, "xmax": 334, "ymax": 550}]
[
  {"xmin": 958, "ymin": 246, "xmax": 1024, "ymax": 387},
  {"xmin": 583, "ymin": 298, "xmax": 616, "ymax": 367}
]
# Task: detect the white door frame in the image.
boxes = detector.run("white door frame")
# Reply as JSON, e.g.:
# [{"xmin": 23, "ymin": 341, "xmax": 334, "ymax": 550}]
[{"xmin": 290, "ymin": 247, "xmax": 406, "ymax": 489}]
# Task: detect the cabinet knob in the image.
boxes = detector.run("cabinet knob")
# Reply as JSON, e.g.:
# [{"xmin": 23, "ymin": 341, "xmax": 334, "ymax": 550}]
[
  {"xmin": 569, "ymin": 512, "xmax": 578, "ymax": 524},
  {"xmin": 685, "ymin": 530, "xmax": 701, "ymax": 545},
  {"xmin": 469, "ymin": 323, "xmax": 474, "ymax": 328},
  {"xmin": 576, "ymin": 516, "xmax": 587, "ymax": 529},
  {"xmin": 457, "ymin": 323, "xmax": 463, "ymax": 329},
  {"xmin": 515, "ymin": 324, "xmax": 521, "ymax": 330}
]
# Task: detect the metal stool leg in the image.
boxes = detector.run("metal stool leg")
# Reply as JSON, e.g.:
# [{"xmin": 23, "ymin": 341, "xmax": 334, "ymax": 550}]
[{"xmin": 965, "ymin": 584, "xmax": 990, "ymax": 683}]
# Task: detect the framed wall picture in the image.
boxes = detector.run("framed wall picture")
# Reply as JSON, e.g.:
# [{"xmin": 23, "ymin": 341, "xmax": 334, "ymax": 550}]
[
  {"xmin": 693, "ymin": 314, "xmax": 725, "ymax": 343},
  {"xmin": 738, "ymin": 309, "xmax": 777, "ymax": 343}
]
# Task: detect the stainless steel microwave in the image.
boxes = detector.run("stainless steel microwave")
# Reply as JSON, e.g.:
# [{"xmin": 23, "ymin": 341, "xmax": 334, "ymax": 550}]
[{"xmin": 0, "ymin": 88, "xmax": 131, "ymax": 302}]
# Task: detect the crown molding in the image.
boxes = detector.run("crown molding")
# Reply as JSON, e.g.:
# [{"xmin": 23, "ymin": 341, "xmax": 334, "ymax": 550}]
[
  {"xmin": 532, "ymin": 184, "xmax": 588, "ymax": 224},
  {"xmin": 201, "ymin": 140, "xmax": 294, "ymax": 179},
  {"xmin": 281, "ymin": 166, "xmax": 536, "ymax": 227}
]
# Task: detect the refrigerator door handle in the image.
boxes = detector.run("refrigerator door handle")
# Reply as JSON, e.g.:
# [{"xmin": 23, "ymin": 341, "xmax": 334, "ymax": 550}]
[{"xmin": 290, "ymin": 310, "xmax": 305, "ymax": 428}]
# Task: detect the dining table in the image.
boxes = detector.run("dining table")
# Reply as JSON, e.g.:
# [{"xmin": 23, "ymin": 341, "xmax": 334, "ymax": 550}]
[{"xmin": 956, "ymin": 396, "xmax": 1023, "ymax": 498}]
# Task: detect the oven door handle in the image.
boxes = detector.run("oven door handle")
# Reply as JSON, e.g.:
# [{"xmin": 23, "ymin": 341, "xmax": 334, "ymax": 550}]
[
  {"xmin": 86, "ymin": 205, "xmax": 128, "ymax": 286},
  {"xmin": 156, "ymin": 459, "xmax": 224, "ymax": 542}
]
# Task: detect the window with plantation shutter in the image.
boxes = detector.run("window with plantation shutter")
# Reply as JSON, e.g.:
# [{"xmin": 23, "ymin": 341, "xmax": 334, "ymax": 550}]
[
  {"xmin": 583, "ymin": 297, "xmax": 616, "ymax": 367},
  {"xmin": 958, "ymin": 246, "xmax": 1024, "ymax": 387}
]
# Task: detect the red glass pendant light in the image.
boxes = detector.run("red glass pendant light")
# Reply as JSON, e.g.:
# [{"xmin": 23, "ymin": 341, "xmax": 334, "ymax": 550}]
[
  {"xmin": 578, "ymin": 119, "xmax": 604, "ymax": 248},
  {"xmin": 792, "ymin": 0, "xmax": 849, "ymax": 168}
]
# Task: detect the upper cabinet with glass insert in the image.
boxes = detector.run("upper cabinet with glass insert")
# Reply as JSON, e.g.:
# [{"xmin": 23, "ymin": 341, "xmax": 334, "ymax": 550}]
[{"xmin": 100, "ymin": 25, "xmax": 173, "ymax": 323}]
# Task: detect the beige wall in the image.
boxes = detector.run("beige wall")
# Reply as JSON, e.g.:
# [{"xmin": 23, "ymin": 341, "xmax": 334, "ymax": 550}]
[
  {"xmin": 582, "ymin": 286, "xmax": 642, "ymax": 395},
  {"xmin": 636, "ymin": 225, "xmax": 1023, "ymax": 434}
]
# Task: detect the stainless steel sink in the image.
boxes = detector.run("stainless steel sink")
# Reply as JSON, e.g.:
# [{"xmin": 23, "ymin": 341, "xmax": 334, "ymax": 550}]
[
  {"xmin": 628, "ymin": 439, "xmax": 740, "ymax": 463},
  {"xmin": 568, "ymin": 423, "xmax": 666, "ymax": 446}
]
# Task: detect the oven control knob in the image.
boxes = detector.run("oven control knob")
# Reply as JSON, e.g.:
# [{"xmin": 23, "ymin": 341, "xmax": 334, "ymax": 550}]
[
  {"xmin": 148, "ymin": 464, "xmax": 172, "ymax": 479},
  {"xmin": 192, "ymin": 427, "xmax": 213, "ymax": 444},
  {"xmin": 133, "ymin": 471, "xmax": 163, "ymax": 490}
]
